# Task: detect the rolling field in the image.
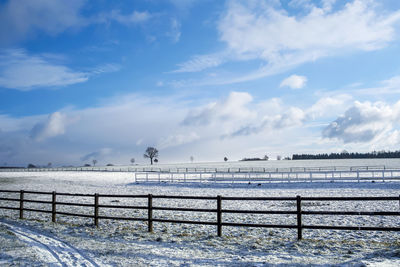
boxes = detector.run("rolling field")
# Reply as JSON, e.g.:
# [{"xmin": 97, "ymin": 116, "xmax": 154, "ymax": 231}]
[{"xmin": 1, "ymin": 166, "xmax": 400, "ymax": 266}]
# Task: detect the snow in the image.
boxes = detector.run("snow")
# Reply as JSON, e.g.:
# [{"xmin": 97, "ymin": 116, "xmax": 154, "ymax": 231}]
[
  {"xmin": 1, "ymin": 170, "xmax": 400, "ymax": 266},
  {"xmin": 0, "ymin": 220, "xmax": 98, "ymax": 266}
]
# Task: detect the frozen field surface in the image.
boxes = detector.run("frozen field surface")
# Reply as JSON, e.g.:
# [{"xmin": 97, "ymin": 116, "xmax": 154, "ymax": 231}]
[{"xmin": 1, "ymin": 171, "xmax": 400, "ymax": 266}]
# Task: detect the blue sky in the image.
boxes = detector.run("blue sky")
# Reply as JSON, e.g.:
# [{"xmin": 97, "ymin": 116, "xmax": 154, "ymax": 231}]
[{"xmin": 1, "ymin": 0, "xmax": 400, "ymax": 166}]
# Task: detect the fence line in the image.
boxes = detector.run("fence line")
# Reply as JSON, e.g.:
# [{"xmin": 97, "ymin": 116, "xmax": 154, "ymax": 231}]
[
  {"xmin": 132, "ymin": 169, "xmax": 400, "ymax": 184},
  {"xmin": 1, "ymin": 165, "xmax": 399, "ymax": 174},
  {"xmin": 1, "ymin": 189, "xmax": 400, "ymax": 240}
]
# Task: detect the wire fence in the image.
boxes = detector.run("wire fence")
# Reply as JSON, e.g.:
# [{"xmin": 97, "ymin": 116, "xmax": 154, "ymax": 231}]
[{"xmin": 1, "ymin": 165, "xmax": 398, "ymax": 174}]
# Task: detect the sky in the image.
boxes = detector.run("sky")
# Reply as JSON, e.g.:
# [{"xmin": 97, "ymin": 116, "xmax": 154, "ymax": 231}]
[{"xmin": 1, "ymin": 0, "xmax": 400, "ymax": 166}]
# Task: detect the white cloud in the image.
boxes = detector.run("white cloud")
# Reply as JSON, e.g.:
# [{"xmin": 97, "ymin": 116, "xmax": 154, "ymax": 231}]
[
  {"xmin": 0, "ymin": 49, "xmax": 88, "ymax": 90},
  {"xmin": 307, "ymin": 94, "xmax": 353, "ymax": 119},
  {"xmin": 90, "ymin": 63, "xmax": 121, "ymax": 75},
  {"xmin": 272, "ymin": 107, "xmax": 305, "ymax": 128},
  {"xmin": 173, "ymin": 0, "xmax": 400, "ymax": 84},
  {"xmin": 3, "ymin": 90, "xmax": 400, "ymax": 166},
  {"xmin": 280, "ymin": 74, "xmax": 307, "ymax": 89},
  {"xmin": 172, "ymin": 53, "xmax": 227, "ymax": 73},
  {"xmin": 330, "ymin": 75, "xmax": 400, "ymax": 96},
  {"xmin": 228, "ymin": 105, "xmax": 306, "ymax": 138},
  {"xmin": 182, "ymin": 91, "xmax": 255, "ymax": 126},
  {"xmin": 166, "ymin": 18, "xmax": 182, "ymax": 43},
  {"xmin": 30, "ymin": 112, "xmax": 67, "ymax": 142},
  {"xmin": 323, "ymin": 101, "xmax": 400, "ymax": 143},
  {"xmin": 220, "ymin": 0, "xmax": 399, "ymax": 59}
]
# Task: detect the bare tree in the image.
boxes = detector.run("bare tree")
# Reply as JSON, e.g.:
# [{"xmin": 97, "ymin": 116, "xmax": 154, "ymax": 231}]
[
  {"xmin": 92, "ymin": 159, "xmax": 97, "ymax": 166},
  {"xmin": 143, "ymin": 147, "xmax": 159, "ymax": 165},
  {"xmin": 130, "ymin": 158, "xmax": 135, "ymax": 165},
  {"xmin": 224, "ymin": 157, "xmax": 228, "ymax": 162},
  {"xmin": 263, "ymin": 155, "xmax": 269, "ymax": 161}
]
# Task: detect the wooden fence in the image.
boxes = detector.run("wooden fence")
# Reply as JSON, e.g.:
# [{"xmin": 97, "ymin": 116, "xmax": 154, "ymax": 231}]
[{"xmin": 1, "ymin": 189, "xmax": 400, "ymax": 240}]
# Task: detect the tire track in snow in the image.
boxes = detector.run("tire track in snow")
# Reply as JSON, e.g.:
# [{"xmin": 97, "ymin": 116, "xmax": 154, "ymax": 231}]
[{"xmin": 0, "ymin": 220, "xmax": 99, "ymax": 267}]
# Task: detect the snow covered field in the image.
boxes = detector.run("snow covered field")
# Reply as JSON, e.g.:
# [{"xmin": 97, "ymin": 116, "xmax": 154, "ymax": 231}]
[{"xmin": 1, "ymin": 170, "xmax": 400, "ymax": 266}]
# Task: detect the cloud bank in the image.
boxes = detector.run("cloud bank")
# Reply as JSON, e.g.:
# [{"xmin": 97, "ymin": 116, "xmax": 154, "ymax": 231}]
[{"xmin": 1, "ymin": 88, "xmax": 400, "ymax": 165}]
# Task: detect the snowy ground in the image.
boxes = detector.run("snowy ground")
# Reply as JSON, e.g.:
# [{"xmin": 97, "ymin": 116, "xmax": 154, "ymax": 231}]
[{"xmin": 1, "ymin": 171, "xmax": 400, "ymax": 266}]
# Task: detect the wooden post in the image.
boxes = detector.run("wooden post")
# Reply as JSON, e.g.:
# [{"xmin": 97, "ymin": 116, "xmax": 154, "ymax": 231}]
[
  {"xmin": 296, "ymin": 195, "xmax": 302, "ymax": 240},
  {"xmin": 94, "ymin": 193, "xmax": 99, "ymax": 226},
  {"xmin": 217, "ymin": 195, "xmax": 222, "ymax": 237},
  {"xmin": 52, "ymin": 191, "xmax": 56, "ymax": 223},
  {"xmin": 148, "ymin": 194, "xmax": 153, "ymax": 232},
  {"xmin": 19, "ymin": 190, "xmax": 24, "ymax": 219}
]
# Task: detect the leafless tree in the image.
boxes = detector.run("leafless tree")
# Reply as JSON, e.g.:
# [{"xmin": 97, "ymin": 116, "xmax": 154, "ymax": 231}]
[
  {"xmin": 130, "ymin": 158, "xmax": 135, "ymax": 165},
  {"xmin": 92, "ymin": 159, "xmax": 97, "ymax": 166},
  {"xmin": 143, "ymin": 147, "xmax": 159, "ymax": 165},
  {"xmin": 224, "ymin": 157, "xmax": 228, "ymax": 162}
]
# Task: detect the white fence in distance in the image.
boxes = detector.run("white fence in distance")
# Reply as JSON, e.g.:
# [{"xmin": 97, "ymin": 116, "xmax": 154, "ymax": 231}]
[{"xmin": 133, "ymin": 169, "xmax": 400, "ymax": 184}]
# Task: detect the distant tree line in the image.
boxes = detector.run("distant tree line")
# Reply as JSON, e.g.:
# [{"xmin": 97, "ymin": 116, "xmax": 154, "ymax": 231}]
[
  {"xmin": 240, "ymin": 155, "xmax": 269, "ymax": 161},
  {"xmin": 292, "ymin": 150, "xmax": 400, "ymax": 160}
]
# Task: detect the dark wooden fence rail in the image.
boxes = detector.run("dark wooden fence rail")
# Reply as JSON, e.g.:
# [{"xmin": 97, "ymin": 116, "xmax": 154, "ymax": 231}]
[{"xmin": 1, "ymin": 189, "xmax": 400, "ymax": 240}]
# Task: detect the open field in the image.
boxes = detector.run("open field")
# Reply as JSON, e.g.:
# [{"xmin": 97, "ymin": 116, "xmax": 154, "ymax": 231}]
[{"xmin": 1, "ymin": 169, "xmax": 400, "ymax": 266}]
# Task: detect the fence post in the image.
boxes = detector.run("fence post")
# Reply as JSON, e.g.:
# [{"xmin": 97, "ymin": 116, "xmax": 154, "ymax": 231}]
[
  {"xmin": 19, "ymin": 190, "xmax": 24, "ymax": 219},
  {"xmin": 148, "ymin": 194, "xmax": 153, "ymax": 232},
  {"xmin": 296, "ymin": 195, "xmax": 302, "ymax": 240},
  {"xmin": 217, "ymin": 195, "xmax": 222, "ymax": 237},
  {"xmin": 94, "ymin": 193, "xmax": 99, "ymax": 226},
  {"xmin": 52, "ymin": 191, "xmax": 56, "ymax": 223}
]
